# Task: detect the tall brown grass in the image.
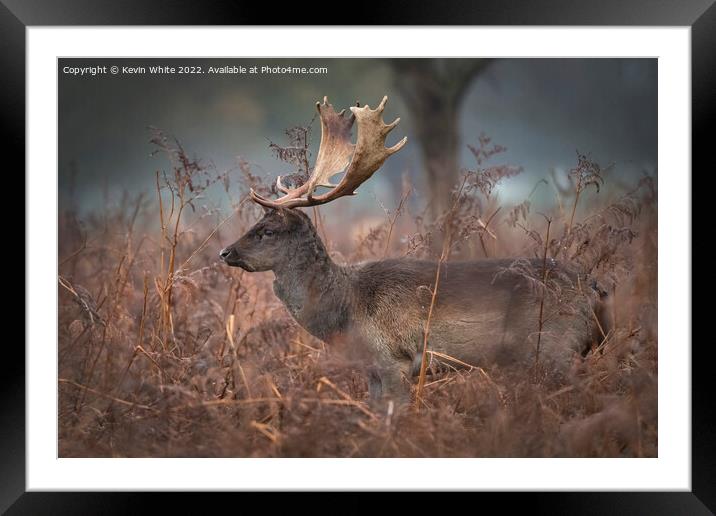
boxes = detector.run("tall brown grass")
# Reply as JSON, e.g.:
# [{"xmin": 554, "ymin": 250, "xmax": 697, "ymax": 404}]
[{"xmin": 58, "ymin": 129, "xmax": 657, "ymax": 458}]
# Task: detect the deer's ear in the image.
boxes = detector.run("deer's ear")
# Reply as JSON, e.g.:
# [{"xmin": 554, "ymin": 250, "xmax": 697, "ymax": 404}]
[
  {"xmin": 261, "ymin": 205, "xmax": 275, "ymax": 215},
  {"xmin": 275, "ymin": 207, "xmax": 306, "ymax": 228},
  {"xmin": 275, "ymin": 207, "xmax": 290, "ymax": 222},
  {"xmin": 292, "ymin": 208, "xmax": 311, "ymax": 223}
]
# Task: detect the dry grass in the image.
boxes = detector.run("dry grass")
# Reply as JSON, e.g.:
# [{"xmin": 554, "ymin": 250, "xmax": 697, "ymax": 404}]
[{"xmin": 58, "ymin": 131, "xmax": 657, "ymax": 458}]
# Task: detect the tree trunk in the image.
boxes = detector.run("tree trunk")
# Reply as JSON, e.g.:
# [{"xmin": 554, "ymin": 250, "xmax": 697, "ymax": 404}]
[{"xmin": 390, "ymin": 59, "xmax": 490, "ymax": 217}]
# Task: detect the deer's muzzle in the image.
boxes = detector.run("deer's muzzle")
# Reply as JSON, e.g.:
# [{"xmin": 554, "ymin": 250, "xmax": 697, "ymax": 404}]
[{"xmin": 219, "ymin": 247, "xmax": 255, "ymax": 271}]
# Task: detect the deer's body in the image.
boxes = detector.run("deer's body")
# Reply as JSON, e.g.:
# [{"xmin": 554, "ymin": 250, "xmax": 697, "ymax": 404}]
[
  {"xmin": 220, "ymin": 95, "xmax": 600, "ymax": 402},
  {"xmin": 351, "ymin": 258, "xmax": 592, "ymax": 378},
  {"xmin": 221, "ymin": 209, "xmax": 597, "ymax": 401}
]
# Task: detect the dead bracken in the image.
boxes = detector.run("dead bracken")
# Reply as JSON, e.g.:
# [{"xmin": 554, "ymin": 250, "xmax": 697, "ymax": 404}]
[{"xmin": 58, "ymin": 99, "xmax": 657, "ymax": 458}]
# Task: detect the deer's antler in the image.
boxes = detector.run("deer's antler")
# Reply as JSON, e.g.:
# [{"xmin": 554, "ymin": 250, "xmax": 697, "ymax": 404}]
[{"xmin": 251, "ymin": 96, "xmax": 407, "ymax": 209}]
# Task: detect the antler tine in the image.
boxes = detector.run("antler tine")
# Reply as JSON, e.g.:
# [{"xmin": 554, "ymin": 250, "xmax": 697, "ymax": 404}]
[
  {"xmin": 387, "ymin": 132, "xmax": 408, "ymax": 155},
  {"xmin": 250, "ymin": 95, "xmax": 407, "ymax": 210},
  {"xmin": 383, "ymin": 116, "xmax": 401, "ymax": 134},
  {"xmin": 276, "ymin": 176, "xmax": 291, "ymax": 194}
]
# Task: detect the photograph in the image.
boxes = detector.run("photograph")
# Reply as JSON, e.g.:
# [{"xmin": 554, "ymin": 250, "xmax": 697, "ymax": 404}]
[{"xmin": 57, "ymin": 57, "xmax": 658, "ymax": 459}]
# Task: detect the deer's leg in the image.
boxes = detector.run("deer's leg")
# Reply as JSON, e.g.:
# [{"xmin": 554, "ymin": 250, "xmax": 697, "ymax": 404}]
[
  {"xmin": 367, "ymin": 366, "xmax": 384, "ymax": 399},
  {"xmin": 368, "ymin": 360, "xmax": 411, "ymax": 404}
]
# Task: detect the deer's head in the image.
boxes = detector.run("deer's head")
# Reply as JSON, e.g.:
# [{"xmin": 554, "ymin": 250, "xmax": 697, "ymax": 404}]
[
  {"xmin": 220, "ymin": 96, "xmax": 407, "ymax": 272},
  {"xmin": 219, "ymin": 208, "xmax": 315, "ymax": 271}
]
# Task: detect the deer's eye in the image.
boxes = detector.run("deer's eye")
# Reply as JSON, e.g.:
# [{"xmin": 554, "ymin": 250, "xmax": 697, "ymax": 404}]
[{"xmin": 263, "ymin": 230, "xmax": 274, "ymax": 237}]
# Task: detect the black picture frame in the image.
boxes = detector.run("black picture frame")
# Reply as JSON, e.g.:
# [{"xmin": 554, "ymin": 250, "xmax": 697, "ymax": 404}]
[{"xmin": 4, "ymin": 0, "xmax": 708, "ymax": 512}]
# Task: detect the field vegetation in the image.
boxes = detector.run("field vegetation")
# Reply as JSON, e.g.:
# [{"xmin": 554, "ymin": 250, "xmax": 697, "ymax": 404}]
[{"xmin": 58, "ymin": 125, "xmax": 657, "ymax": 457}]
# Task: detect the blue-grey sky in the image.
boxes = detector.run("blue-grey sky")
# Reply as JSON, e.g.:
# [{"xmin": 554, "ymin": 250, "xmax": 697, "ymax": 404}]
[{"xmin": 59, "ymin": 58, "xmax": 656, "ymax": 218}]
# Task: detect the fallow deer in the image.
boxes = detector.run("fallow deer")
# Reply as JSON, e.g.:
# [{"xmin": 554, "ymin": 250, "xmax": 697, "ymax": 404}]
[{"xmin": 220, "ymin": 96, "xmax": 603, "ymax": 402}]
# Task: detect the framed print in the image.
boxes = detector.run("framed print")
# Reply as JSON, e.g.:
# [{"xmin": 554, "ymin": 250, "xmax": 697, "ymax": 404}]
[{"xmin": 4, "ymin": 0, "xmax": 709, "ymax": 512}]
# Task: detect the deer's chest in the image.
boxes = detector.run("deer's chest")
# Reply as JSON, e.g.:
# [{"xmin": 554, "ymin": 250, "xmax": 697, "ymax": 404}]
[
  {"xmin": 273, "ymin": 279, "xmax": 349, "ymax": 341},
  {"xmin": 273, "ymin": 280, "xmax": 302, "ymax": 318}
]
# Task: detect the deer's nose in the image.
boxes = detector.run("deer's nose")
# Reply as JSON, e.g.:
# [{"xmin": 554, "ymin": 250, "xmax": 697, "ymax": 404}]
[{"xmin": 219, "ymin": 247, "xmax": 233, "ymax": 261}]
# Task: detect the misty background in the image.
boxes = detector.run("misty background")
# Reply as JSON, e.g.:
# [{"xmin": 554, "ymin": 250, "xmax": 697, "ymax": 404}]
[{"xmin": 58, "ymin": 58, "xmax": 657, "ymax": 222}]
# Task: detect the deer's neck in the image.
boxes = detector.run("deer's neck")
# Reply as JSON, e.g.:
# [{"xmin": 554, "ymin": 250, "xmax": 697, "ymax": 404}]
[{"xmin": 272, "ymin": 249, "xmax": 352, "ymax": 342}]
